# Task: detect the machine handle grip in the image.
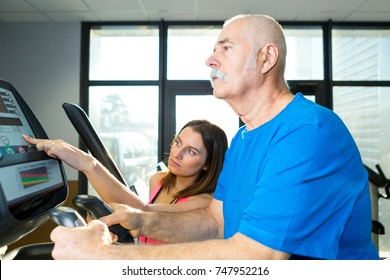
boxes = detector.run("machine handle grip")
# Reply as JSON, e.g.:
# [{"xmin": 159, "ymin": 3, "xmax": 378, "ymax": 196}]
[
  {"xmin": 49, "ymin": 206, "xmax": 87, "ymax": 227},
  {"xmin": 72, "ymin": 194, "xmax": 134, "ymax": 243}
]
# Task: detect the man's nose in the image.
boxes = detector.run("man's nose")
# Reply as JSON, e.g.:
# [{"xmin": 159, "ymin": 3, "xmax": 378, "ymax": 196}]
[{"xmin": 205, "ymin": 53, "xmax": 219, "ymax": 68}]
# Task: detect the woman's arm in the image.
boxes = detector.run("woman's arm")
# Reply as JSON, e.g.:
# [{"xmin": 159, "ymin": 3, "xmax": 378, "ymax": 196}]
[{"xmin": 22, "ymin": 135, "xmax": 146, "ymax": 209}]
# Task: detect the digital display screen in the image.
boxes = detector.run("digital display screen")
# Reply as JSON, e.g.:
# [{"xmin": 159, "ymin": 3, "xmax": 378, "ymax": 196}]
[{"xmin": 0, "ymin": 85, "xmax": 64, "ymax": 206}]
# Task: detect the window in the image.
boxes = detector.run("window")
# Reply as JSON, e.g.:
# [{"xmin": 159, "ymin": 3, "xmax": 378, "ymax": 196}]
[
  {"xmin": 167, "ymin": 26, "xmax": 220, "ymax": 80},
  {"xmin": 87, "ymin": 86, "xmax": 159, "ymax": 201},
  {"xmin": 282, "ymin": 26, "xmax": 325, "ymax": 104},
  {"xmin": 284, "ymin": 28, "xmax": 324, "ymax": 80},
  {"xmin": 332, "ymin": 29, "xmax": 390, "ymax": 81},
  {"xmin": 89, "ymin": 25, "xmax": 159, "ymax": 80},
  {"xmin": 86, "ymin": 25, "xmax": 160, "ymax": 201}
]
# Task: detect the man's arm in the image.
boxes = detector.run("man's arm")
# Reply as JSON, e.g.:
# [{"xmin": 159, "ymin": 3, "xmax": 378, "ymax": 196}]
[
  {"xmin": 50, "ymin": 221, "xmax": 289, "ymax": 259},
  {"xmin": 114, "ymin": 233, "xmax": 290, "ymax": 260},
  {"xmin": 103, "ymin": 198, "xmax": 224, "ymax": 243},
  {"xmin": 50, "ymin": 198, "xmax": 290, "ymax": 259}
]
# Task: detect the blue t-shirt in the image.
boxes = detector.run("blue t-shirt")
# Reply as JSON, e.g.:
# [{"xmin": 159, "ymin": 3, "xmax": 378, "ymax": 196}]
[{"xmin": 214, "ymin": 93, "xmax": 379, "ymax": 260}]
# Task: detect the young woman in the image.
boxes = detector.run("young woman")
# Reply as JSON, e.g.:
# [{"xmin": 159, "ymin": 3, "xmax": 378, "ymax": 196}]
[
  {"xmin": 139, "ymin": 120, "xmax": 228, "ymax": 244},
  {"xmin": 23, "ymin": 119, "xmax": 228, "ymax": 244}
]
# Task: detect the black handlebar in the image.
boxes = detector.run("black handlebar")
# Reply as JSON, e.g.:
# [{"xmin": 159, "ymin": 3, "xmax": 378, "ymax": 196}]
[{"xmin": 72, "ymin": 195, "xmax": 134, "ymax": 243}]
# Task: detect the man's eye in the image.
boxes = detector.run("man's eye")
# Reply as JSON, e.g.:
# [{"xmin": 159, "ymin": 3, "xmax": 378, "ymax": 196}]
[{"xmin": 223, "ymin": 46, "xmax": 231, "ymax": 51}]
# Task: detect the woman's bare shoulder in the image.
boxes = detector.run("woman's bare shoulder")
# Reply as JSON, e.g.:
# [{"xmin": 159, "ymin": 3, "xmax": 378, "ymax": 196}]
[{"xmin": 149, "ymin": 171, "xmax": 167, "ymax": 192}]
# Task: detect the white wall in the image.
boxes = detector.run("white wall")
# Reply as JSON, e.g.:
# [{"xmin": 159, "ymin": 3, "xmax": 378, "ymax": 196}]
[{"xmin": 0, "ymin": 22, "xmax": 81, "ymax": 179}]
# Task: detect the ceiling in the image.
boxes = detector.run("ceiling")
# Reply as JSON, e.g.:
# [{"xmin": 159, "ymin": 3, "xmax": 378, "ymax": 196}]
[{"xmin": 0, "ymin": 0, "xmax": 389, "ymax": 23}]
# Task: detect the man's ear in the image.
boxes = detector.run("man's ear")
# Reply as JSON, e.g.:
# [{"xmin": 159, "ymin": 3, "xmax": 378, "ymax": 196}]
[{"xmin": 259, "ymin": 44, "xmax": 278, "ymax": 74}]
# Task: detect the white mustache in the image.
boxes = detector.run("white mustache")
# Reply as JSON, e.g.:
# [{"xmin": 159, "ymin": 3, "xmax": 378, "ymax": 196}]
[{"xmin": 210, "ymin": 68, "xmax": 228, "ymax": 88}]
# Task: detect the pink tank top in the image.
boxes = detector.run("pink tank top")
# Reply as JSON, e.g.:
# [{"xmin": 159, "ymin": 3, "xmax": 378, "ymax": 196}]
[{"xmin": 138, "ymin": 182, "xmax": 190, "ymax": 245}]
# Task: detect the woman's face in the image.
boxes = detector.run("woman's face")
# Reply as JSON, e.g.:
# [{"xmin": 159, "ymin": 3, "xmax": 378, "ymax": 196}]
[{"xmin": 168, "ymin": 126, "xmax": 208, "ymax": 178}]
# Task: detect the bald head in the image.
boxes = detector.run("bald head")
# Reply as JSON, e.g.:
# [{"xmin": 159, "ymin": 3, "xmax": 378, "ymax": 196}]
[{"xmin": 224, "ymin": 14, "xmax": 287, "ymax": 73}]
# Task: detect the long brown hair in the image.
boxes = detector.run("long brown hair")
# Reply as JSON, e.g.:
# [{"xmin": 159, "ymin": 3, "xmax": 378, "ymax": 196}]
[{"xmin": 161, "ymin": 120, "xmax": 228, "ymax": 199}]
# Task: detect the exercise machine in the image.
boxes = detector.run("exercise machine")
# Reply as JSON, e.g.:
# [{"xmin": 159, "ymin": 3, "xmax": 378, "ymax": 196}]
[
  {"xmin": 0, "ymin": 79, "xmax": 67, "ymax": 259},
  {"xmin": 0, "ymin": 80, "xmax": 134, "ymax": 260}
]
